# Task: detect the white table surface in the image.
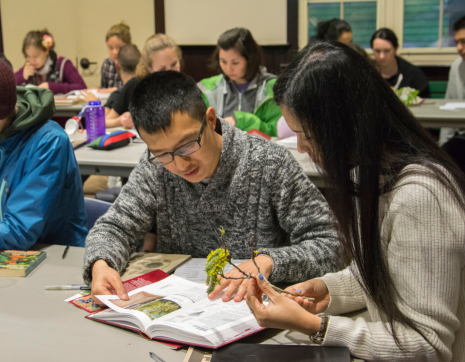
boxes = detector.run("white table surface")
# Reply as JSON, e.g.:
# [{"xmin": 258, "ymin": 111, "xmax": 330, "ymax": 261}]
[
  {"xmin": 71, "ymin": 131, "xmax": 326, "ymax": 187},
  {"xmin": 409, "ymin": 99, "xmax": 465, "ymax": 128},
  {"xmin": 0, "ymin": 245, "xmax": 362, "ymax": 361}
]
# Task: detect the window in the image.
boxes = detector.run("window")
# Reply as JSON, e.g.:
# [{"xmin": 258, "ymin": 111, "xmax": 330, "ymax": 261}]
[
  {"xmin": 307, "ymin": 0, "xmax": 377, "ymax": 48},
  {"xmin": 403, "ymin": 0, "xmax": 465, "ymax": 48}
]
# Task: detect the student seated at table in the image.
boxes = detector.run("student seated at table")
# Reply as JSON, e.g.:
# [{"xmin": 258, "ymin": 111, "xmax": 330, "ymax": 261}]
[
  {"xmin": 246, "ymin": 41, "xmax": 465, "ymax": 361},
  {"xmin": 14, "ymin": 29, "xmax": 86, "ymax": 94},
  {"xmin": 105, "ymin": 34, "xmax": 183, "ymax": 129},
  {"xmin": 105, "ymin": 44, "xmax": 141, "ymax": 128},
  {"xmin": 308, "ymin": 18, "xmax": 353, "ymax": 44},
  {"xmin": 439, "ymin": 15, "xmax": 465, "ymax": 172},
  {"xmin": 101, "ymin": 21, "xmax": 131, "ymax": 90},
  {"xmin": 198, "ymin": 28, "xmax": 282, "ymax": 137},
  {"xmin": 0, "ymin": 60, "xmax": 87, "ymax": 250},
  {"xmin": 371, "ymin": 28, "xmax": 430, "ymax": 98},
  {"xmin": 83, "ymin": 71, "xmax": 341, "ymax": 303}
]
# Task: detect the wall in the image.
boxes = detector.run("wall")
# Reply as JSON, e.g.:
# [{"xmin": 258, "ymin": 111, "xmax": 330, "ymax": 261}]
[
  {"xmin": 1, "ymin": 0, "xmax": 77, "ymax": 72},
  {"xmin": 1, "ymin": 0, "xmax": 155, "ymax": 88},
  {"xmin": 165, "ymin": 0, "xmax": 287, "ymax": 45}
]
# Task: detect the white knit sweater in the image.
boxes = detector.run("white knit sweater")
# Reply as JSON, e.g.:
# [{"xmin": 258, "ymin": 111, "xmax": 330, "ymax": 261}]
[{"xmin": 320, "ymin": 167, "xmax": 465, "ymax": 361}]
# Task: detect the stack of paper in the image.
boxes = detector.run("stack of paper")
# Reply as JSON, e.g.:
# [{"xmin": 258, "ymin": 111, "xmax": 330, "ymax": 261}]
[{"xmin": 439, "ymin": 102, "xmax": 465, "ymax": 111}]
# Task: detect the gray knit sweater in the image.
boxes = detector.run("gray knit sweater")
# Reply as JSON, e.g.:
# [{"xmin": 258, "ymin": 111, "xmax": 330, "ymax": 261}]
[{"xmin": 82, "ymin": 119, "xmax": 341, "ymax": 285}]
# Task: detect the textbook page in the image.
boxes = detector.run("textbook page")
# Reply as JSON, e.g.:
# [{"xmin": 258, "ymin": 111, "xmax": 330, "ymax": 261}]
[
  {"xmin": 95, "ymin": 275, "xmax": 208, "ymax": 331},
  {"xmin": 174, "ymin": 258, "xmax": 247, "ymax": 284},
  {"xmin": 148, "ymin": 297, "xmax": 263, "ymax": 347},
  {"xmin": 439, "ymin": 102, "xmax": 465, "ymax": 110}
]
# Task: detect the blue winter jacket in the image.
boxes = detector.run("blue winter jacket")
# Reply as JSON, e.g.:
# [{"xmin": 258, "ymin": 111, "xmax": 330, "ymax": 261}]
[{"xmin": 0, "ymin": 119, "xmax": 88, "ymax": 250}]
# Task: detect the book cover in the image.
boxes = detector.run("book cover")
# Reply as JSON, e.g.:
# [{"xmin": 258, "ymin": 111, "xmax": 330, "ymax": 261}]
[
  {"xmin": 69, "ymin": 269, "xmax": 170, "ymax": 313},
  {"xmin": 211, "ymin": 344, "xmax": 351, "ymax": 362},
  {"xmin": 0, "ymin": 250, "xmax": 47, "ymax": 277},
  {"xmin": 121, "ymin": 253, "xmax": 192, "ymax": 281}
]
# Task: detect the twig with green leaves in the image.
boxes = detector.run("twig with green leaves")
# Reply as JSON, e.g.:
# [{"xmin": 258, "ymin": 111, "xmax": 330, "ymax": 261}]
[{"xmin": 205, "ymin": 227, "xmax": 314, "ymax": 301}]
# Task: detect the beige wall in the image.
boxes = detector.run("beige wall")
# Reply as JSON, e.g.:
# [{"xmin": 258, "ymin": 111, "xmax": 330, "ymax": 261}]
[
  {"xmin": 1, "ymin": 0, "xmax": 77, "ymax": 73},
  {"xmin": 1, "ymin": 0, "xmax": 155, "ymax": 88},
  {"xmin": 165, "ymin": 0, "xmax": 287, "ymax": 45}
]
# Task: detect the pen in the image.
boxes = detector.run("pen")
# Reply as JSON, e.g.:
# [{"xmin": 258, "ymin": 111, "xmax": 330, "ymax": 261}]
[
  {"xmin": 149, "ymin": 352, "xmax": 166, "ymax": 362},
  {"xmin": 62, "ymin": 245, "xmax": 70, "ymax": 259},
  {"xmin": 44, "ymin": 285, "xmax": 90, "ymax": 290}
]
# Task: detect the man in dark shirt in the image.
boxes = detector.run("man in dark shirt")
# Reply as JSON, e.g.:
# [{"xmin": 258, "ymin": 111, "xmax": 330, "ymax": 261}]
[{"xmin": 105, "ymin": 45, "xmax": 140, "ymax": 128}]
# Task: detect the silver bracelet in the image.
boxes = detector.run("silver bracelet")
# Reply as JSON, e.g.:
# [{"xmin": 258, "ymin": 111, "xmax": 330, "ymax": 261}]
[{"xmin": 309, "ymin": 314, "xmax": 330, "ymax": 345}]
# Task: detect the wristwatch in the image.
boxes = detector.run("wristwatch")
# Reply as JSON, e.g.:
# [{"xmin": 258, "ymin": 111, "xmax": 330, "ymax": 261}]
[{"xmin": 310, "ymin": 315, "xmax": 330, "ymax": 345}]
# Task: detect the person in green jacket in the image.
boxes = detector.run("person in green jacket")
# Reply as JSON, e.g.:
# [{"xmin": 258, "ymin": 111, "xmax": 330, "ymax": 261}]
[{"xmin": 197, "ymin": 28, "xmax": 282, "ymax": 137}]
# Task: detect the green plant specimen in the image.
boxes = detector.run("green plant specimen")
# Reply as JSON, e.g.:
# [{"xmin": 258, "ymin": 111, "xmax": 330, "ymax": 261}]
[{"xmin": 205, "ymin": 227, "xmax": 313, "ymax": 301}]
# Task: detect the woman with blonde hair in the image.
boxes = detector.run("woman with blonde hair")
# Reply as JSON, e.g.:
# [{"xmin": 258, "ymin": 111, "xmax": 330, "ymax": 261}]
[
  {"xmin": 101, "ymin": 21, "xmax": 131, "ymax": 89},
  {"xmin": 135, "ymin": 33, "xmax": 183, "ymax": 79}
]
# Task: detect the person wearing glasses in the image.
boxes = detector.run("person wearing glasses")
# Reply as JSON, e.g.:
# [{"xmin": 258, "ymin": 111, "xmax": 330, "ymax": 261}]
[{"xmin": 83, "ymin": 71, "xmax": 341, "ymax": 305}]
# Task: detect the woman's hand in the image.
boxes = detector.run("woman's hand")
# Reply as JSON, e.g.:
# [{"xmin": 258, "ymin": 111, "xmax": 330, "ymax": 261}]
[
  {"xmin": 208, "ymin": 256, "xmax": 273, "ymax": 302},
  {"xmin": 246, "ymin": 274, "xmax": 321, "ymax": 335},
  {"xmin": 90, "ymin": 260, "xmax": 128, "ymax": 306},
  {"xmin": 284, "ymin": 279, "xmax": 330, "ymax": 314},
  {"xmin": 38, "ymin": 82, "xmax": 49, "ymax": 89},
  {"xmin": 23, "ymin": 62, "xmax": 35, "ymax": 81},
  {"xmin": 224, "ymin": 116, "xmax": 236, "ymax": 126}
]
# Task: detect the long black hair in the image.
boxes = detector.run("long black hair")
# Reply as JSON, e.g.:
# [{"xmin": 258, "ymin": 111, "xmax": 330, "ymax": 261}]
[
  {"xmin": 316, "ymin": 19, "xmax": 351, "ymax": 41},
  {"xmin": 274, "ymin": 41, "xmax": 465, "ymax": 348}
]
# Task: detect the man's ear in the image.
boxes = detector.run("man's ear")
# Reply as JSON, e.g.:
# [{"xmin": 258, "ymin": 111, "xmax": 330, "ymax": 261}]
[
  {"xmin": 206, "ymin": 107, "xmax": 217, "ymax": 130},
  {"xmin": 115, "ymin": 61, "xmax": 121, "ymax": 73}
]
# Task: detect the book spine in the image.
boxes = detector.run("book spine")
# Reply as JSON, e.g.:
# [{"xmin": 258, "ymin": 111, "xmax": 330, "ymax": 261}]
[{"xmin": 25, "ymin": 251, "xmax": 47, "ymax": 276}]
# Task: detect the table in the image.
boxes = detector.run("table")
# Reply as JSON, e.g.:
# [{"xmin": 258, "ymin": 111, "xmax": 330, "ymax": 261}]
[
  {"xmin": 410, "ymin": 99, "xmax": 465, "ymax": 128},
  {"xmin": 54, "ymin": 104, "xmax": 84, "ymax": 118},
  {"xmin": 0, "ymin": 245, "xmax": 361, "ymax": 361},
  {"xmin": 70, "ymin": 132, "xmax": 326, "ymax": 187}
]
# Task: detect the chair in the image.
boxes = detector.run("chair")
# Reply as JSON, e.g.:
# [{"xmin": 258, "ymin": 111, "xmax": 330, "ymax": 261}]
[
  {"xmin": 429, "ymin": 81, "xmax": 448, "ymax": 99},
  {"xmin": 84, "ymin": 198, "xmax": 112, "ymax": 231}
]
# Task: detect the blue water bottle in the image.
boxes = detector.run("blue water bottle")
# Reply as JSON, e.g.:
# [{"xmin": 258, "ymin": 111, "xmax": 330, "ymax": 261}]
[{"xmin": 85, "ymin": 101, "xmax": 106, "ymax": 144}]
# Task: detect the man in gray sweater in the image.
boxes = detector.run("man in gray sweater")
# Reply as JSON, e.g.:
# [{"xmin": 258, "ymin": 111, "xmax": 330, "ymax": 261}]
[{"xmin": 83, "ymin": 71, "xmax": 340, "ymax": 304}]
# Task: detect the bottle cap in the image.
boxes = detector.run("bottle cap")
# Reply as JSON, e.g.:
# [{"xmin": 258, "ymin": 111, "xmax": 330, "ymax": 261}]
[
  {"xmin": 88, "ymin": 100, "xmax": 102, "ymax": 106},
  {"xmin": 65, "ymin": 118, "xmax": 79, "ymax": 135}
]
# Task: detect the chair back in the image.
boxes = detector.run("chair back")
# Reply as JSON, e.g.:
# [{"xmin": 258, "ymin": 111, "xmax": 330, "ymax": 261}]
[{"xmin": 84, "ymin": 198, "xmax": 112, "ymax": 231}]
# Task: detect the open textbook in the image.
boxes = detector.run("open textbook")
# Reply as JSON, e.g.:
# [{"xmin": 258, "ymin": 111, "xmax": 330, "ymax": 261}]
[{"xmin": 87, "ymin": 274, "xmax": 264, "ymax": 348}]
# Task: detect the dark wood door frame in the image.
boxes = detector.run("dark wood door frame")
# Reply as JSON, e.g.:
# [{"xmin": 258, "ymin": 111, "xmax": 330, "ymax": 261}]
[{"xmin": 0, "ymin": 0, "xmax": 4, "ymax": 53}]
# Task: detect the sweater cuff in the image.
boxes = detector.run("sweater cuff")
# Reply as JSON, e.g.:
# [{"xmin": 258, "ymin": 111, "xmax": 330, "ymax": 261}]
[
  {"xmin": 82, "ymin": 252, "xmax": 123, "ymax": 285},
  {"xmin": 320, "ymin": 272, "xmax": 366, "ymax": 316}
]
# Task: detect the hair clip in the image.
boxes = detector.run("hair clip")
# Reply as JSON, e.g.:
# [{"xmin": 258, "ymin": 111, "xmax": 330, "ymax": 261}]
[{"xmin": 42, "ymin": 35, "xmax": 53, "ymax": 51}]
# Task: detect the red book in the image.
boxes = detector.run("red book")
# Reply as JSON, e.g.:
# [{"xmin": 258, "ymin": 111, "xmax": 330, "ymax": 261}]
[
  {"xmin": 247, "ymin": 128, "xmax": 271, "ymax": 140},
  {"xmin": 84, "ymin": 273, "xmax": 265, "ymax": 349}
]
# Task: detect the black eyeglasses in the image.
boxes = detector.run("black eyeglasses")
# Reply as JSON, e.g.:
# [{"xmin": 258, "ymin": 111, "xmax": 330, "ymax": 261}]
[{"xmin": 147, "ymin": 115, "xmax": 206, "ymax": 166}]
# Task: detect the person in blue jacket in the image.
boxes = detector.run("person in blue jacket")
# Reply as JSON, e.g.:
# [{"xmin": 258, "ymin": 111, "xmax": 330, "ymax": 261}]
[{"xmin": 0, "ymin": 59, "xmax": 87, "ymax": 250}]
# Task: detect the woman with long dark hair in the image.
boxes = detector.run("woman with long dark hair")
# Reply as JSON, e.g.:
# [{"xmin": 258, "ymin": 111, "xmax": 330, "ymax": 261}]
[
  {"xmin": 198, "ymin": 28, "xmax": 282, "ymax": 137},
  {"xmin": 247, "ymin": 41, "xmax": 465, "ymax": 361}
]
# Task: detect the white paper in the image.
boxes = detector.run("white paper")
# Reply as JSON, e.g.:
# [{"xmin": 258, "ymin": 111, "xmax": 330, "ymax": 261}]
[
  {"xmin": 439, "ymin": 102, "xmax": 465, "ymax": 110},
  {"xmin": 174, "ymin": 258, "xmax": 248, "ymax": 284},
  {"xmin": 275, "ymin": 136, "xmax": 298, "ymax": 149}
]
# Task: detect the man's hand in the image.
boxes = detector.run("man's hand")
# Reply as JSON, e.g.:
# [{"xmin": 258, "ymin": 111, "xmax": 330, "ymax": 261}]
[
  {"xmin": 23, "ymin": 62, "xmax": 35, "ymax": 80},
  {"xmin": 208, "ymin": 255, "xmax": 273, "ymax": 302},
  {"xmin": 91, "ymin": 259, "xmax": 128, "ymax": 306},
  {"xmin": 120, "ymin": 112, "xmax": 134, "ymax": 128}
]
